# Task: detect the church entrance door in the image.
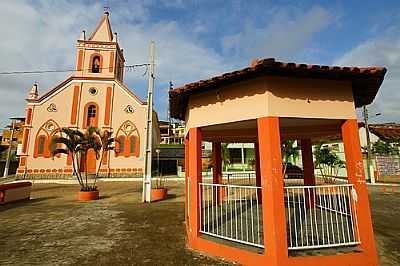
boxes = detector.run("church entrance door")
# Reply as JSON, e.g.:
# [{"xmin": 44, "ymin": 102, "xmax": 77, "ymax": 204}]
[{"xmin": 80, "ymin": 148, "xmax": 97, "ymax": 174}]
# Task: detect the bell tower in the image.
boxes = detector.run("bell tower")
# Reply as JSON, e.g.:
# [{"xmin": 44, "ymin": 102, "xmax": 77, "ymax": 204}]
[{"xmin": 74, "ymin": 9, "xmax": 125, "ymax": 82}]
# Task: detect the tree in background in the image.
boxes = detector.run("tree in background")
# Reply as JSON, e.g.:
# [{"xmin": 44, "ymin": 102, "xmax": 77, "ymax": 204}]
[
  {"xmin": 372, "ymin": 139, "xmax": 400, "ymax": 155},
  {"xmin": 314, "ymin": 142, "xmax": 345, "ymax": 183}
]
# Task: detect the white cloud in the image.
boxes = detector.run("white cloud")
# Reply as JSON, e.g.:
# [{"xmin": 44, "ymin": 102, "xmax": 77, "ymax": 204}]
[
  {"xmin": 334, "ymin": 36, "xmax": 400, "ymax": 123},
  {"xmin": 0, "ymin": 0, "xmax": 229, "ymax": 125},
  {"xmin": 221, "ymin": 6, "xmax": 332, "ymax": 62},
  {"xmin": 0, "ymin": 1, "xmax": 356, "ymax": 129}
]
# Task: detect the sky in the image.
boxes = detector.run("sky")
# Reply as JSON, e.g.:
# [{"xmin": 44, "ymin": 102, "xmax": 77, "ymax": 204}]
[{"xmin": 0, "ymin": 0, "xmax": 399, "ymax": 126}]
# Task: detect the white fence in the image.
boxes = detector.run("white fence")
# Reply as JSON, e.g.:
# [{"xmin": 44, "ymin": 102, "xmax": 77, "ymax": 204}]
[
  {"xmin": 285, "ymin": 184, "xmax": 360, "ymax": 250},
  {"xmin": 199, "ymin": 183, "xmax": 263, "ymax": 248},
  {"xmin": 202, "ymin": 171, "xmax": 256, "ymax": 186}
]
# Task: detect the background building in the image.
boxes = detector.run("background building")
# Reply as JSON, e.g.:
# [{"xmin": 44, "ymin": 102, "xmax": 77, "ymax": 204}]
[
  {"xmin": 159, "ymin": 120, "xmax": 185, "ymax": 145},
  {"xmin": 0, "ymin": 118, "xmax": 25, "ymax": 175}
]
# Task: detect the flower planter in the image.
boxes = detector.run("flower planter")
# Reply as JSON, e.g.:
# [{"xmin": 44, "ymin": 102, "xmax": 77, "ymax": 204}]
[
  {"xmin": 78, "ymin": 190, "xmax": 99, "ymax": 201},
  {"xmin": 151, "ymin": 188, "xmax": 168, "ymax": 202}
]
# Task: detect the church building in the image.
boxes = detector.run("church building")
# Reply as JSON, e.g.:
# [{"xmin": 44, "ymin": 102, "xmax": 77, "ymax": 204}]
[{"xmin": 16, "ymin": 11, "xmax": 159, "ymax": 179}]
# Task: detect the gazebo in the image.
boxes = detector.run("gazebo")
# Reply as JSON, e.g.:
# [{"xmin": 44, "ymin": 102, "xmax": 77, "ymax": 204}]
[{"xmin": 169, "ymin": 58, "xmax": 386, "ymax": 266}]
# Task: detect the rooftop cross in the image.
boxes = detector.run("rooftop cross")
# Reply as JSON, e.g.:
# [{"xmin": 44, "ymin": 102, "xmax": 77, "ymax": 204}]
[{"xmin": 103, "ymin": 6, "xmax": 110, "ymax": 15}]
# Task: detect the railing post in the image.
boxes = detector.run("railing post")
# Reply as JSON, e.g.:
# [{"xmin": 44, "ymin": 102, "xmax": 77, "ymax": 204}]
[
  {"xmin": 254, "ymin": 142, "xmax": 262, "ymax": 202},
  {"xmin": 341, "ymin": 119, "xmax": 379, "ymax": 265},
  {"xmin": 257, "ymin": 117, "xmax": 288, "ymax": 265}
]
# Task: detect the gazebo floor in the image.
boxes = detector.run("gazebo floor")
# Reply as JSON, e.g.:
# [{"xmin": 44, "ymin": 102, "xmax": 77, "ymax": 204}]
[{"xmin": 201, "ymin": 233, "xmax": 361, "ymax": 258}]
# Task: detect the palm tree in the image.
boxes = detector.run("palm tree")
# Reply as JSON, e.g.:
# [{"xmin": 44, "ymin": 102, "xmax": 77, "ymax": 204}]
[
  {"xmin": 314, "ymin": 142, "xmax": 345, "ymax": 183},
  {"xmin": 281, "ymin": 140, "xmax": 300, "ymax": 177},
  {"xmin": 51, "ymin": 127, "xmax": 115, "ymax": 191},
  {"xmin": 87, "ymin": 127, "xmax": 115, "ymax": 188}
]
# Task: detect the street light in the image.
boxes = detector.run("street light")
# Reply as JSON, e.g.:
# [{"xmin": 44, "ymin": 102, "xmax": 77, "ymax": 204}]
[
  {"xmin": 363, "ymin": 106, "xmax": 381, "ymax": 184},
  {"xmin": 3, "ymin": 118, "xmax": 17, "ymax": 178},
  {"xmin": 156, "ymin": 148, "xmax": 160, "ymax": 177}
]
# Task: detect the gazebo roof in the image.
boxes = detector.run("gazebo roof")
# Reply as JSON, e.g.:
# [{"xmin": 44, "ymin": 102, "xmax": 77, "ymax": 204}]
[{"xmin": 169, "ymin": 58, "xmax": 387, "ymax": 120}]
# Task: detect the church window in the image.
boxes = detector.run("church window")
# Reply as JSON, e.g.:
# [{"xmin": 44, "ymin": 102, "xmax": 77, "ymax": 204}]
[
  {"xmin": 83, "ymin": 103, "xmax": 99, "ymax": 128},
  {"xmin": 86, "ymin": 105, "xmax": 97, "ymax": 127},
  {"xmin": 129, "ymin": 136, "xmax": 136, "ymax": 154},
  {"xmin": 91, "ymin": 55, "xmax": 101, "ymax": 73},
  {"xmin": 89, "ymin": 87, "xmax": 98, "ymax": 95},
  {"xmin": 115, "ymin": 121, "xmax": 140, "ymax": 158},
  {"xmin": 116, "ymin": 135, "xmax": 125, "ymax": 155},
  {"xmin": 37, "ymin": 135, "xmax": 46, "ymax": 156}
]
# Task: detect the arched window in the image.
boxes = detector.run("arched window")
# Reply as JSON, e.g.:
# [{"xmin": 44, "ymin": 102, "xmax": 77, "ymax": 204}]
[
  {"xmin": 33, "ymin": 120, "xmax": 61, "ymax": 158},
  {"xmin": 115, "ymin": 121, "xmax": 140, "ymax": 158},
  {"xmin": 91, "ymin": 56, "xmax": 101, "ymax": 73},
  {"xmin": 87, "ymin": 105, "xmax": 97, "ymax": 126},
  {"xmin": 83, "ymin": 102, "xmax": 99, "ymax": 128},
  {"xmin": 37, "ymin": 135, "xmax": 46, "ymax": 156}
]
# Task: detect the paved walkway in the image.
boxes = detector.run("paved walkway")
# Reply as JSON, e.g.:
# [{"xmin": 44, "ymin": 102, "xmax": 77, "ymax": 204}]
[
  {"xmin": 0, "ymin": 181, "xmax": 398, "ymax": 265},
  {"xmin": 0, "ymin": 181, "xmax": 230, "ymax": 266}
]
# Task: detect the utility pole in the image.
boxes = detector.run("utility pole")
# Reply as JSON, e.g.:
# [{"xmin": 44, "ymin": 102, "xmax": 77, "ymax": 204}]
[
  {"xmin": 363, "ymin": 105, "xmax": 375, "ymax": 184},
  {"xmin": 3, "ymin": 119, "xmax": 16, "ymax": 178},
  {"xmin": 143, "ymin": 41, "xmax": 155, "ymax": 202}
]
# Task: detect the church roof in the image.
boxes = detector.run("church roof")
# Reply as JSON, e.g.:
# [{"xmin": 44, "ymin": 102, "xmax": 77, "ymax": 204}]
[
  {"xmin": 88, "ymin": 11, "xmax": 114, "ymax": 42},
  {"xmin": 169, "ymin": 58, "xmax": 387, "ymax": 120}
]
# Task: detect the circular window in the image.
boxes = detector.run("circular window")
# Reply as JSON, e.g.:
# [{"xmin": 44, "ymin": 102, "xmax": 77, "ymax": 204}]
[{"xmin": 89, "ymin": 87, "xmax": 98, "ymax": 95}]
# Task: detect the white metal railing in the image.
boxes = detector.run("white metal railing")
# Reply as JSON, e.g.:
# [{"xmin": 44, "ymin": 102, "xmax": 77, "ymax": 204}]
[
  {"xmin": 199, "ymin": 183, "xmax": 264, "ymax": 248},
  {"xmin": 202, "ymin": 171, "xmax": 256, "ymax": 186},
  {"xmin": 285, "ymin": 184, "xmax": 360, "ymax": 250}
]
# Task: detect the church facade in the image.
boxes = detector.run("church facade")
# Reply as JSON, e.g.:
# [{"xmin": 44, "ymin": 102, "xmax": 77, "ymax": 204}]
[{"xmin": 16, "ymin": 11, "xmax": 159, "ymax": 179}]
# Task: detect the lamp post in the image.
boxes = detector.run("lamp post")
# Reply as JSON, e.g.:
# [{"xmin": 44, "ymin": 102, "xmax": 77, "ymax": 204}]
[
  {"xmin": 3, "ymin": 119, "xmax": 16, "ymax": 178},
  {"xmin": 362, "ymin": 106, "xmax": 381, "ymax": 184}
]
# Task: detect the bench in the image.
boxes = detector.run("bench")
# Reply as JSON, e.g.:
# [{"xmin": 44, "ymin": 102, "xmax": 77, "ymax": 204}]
[{"xmin": 0, "ymin": 182, "xmax": 32, "ymax": 204}]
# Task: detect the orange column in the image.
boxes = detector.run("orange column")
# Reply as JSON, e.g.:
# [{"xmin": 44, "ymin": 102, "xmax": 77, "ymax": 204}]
[
  {"xmin": 341, "ymin": 119, "xmax": 379, "ymax": 265},
  {"xmin": 257, "ymin": 117, "xmax": 288, "ymax": 265},
  {"xmin": 184, "ymin": 137, "xmax": 189, "ymax": 234},
  {"xmin": 212, "ymin": 142, "xmax": 223, "ymax": 203},
  {"xmin": 301, "ymin": 139, "xmax": 315, "ymax": 208},
  {"xmin": 188, "ymin": 127, "xmax": 202, "ymax": 243},
  {"xmin": 254, "ymin": 142, "xmax": 262, "ymax": 202}
]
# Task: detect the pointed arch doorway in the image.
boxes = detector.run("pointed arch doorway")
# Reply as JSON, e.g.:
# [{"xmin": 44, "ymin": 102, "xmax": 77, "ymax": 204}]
[
  {"xmin": 80, "ymin": 149, "xmax": 97, "ymax": 173},
  {"xmin": 80, "ymin": 102, "xmax": 99, "ymax": 174}
]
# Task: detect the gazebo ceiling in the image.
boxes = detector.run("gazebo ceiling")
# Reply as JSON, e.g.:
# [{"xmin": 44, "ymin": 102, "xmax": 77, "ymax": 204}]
[
  {"xmin": 201, "ymin": 118, "xmax": 343, "ymax": 143},
  {"xmin": 169, "ymin": 58, "xmax": 387, "ymax": 120}
]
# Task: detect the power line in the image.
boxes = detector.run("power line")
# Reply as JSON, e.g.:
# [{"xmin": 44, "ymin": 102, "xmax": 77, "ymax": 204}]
[{"xmin": 0, "ymin": 63, "xmax": 150, "ymax": 75}]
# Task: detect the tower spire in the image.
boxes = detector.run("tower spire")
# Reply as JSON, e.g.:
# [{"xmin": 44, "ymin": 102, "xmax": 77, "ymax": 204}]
[
  {"xmin": 88, "ymin": 8, "xmax": 113, "ymax": 42},
  {"xmin": 28, "ymin": 83, "xmax": 38, "ymax": 100}
]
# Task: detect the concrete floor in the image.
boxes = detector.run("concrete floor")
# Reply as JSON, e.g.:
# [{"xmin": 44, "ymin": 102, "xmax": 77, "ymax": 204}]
[{"xmin": 0, "ymin": 181, "xmax": 398, "ymax": 265}]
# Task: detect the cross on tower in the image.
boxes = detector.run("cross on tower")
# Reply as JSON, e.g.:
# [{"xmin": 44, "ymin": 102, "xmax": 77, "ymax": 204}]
[{"xmin": 104, "ymin": 6, "xmax": 110, "ymax": 15}]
